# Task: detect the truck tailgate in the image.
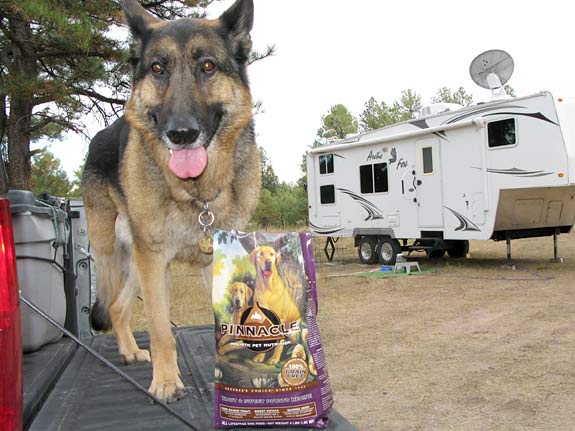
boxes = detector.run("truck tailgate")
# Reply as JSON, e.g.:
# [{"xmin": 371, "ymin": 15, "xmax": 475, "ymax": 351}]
[{"xmin": 28, "ymin": 326, "xmax": 355, "ymax": 431}]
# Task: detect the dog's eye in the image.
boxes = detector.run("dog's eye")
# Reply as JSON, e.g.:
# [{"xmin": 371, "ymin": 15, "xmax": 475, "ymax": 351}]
[
  {"xmin": 201, "ymin": 60, "xmax": 216, "ymax": 74},
  {"xmin": 151, "ymin": 62, "xmax": 164, "ymax": 75}
]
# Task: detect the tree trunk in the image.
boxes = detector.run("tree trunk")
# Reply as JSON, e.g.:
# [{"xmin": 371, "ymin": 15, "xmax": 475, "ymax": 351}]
[
  {"xmin": 6, "ymin": 6, "xmax": 38, "ymax": 191},
  {"xmin": 7, "ymin": 101, "xmax": 32, "ymax": 190}
]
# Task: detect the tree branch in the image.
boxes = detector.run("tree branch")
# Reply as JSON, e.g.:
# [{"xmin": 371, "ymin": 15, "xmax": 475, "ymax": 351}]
[
  {"xmin": 249, "ymin": 45, "xmax": 275, "ymax": 65},
  {"xmin": 37, "ymin": 50, "xmax": 110, "ymax": 59},
  {"xmin": 71, "ymin": 87, "xmax": 126, "ymax": 106}
]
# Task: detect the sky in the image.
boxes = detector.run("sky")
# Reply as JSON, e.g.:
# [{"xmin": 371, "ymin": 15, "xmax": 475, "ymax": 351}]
[{"xmin": 43, "ymin": 0, "xmax": 575, "ymax": 184}]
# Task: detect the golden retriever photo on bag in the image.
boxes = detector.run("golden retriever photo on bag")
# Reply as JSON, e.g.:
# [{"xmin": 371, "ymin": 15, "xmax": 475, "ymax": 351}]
[{"xmin": 81, "ymin": 0, "xmax": 260, "ymax": 403}]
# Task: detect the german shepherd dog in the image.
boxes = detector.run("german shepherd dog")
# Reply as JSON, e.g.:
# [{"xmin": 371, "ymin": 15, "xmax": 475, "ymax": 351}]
[{"xmin": 81, "ymin": 0, "xmax": 260, "ymax": 403}]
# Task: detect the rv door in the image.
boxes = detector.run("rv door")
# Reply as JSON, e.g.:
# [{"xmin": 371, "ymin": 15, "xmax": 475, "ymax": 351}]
[
  {"xmin": 415, "ymin": 138, "xmax": 444, "ymax": 228},
  {"xmin": 308, "ymin": 153, "xmax": 341, "ymax": 230}
]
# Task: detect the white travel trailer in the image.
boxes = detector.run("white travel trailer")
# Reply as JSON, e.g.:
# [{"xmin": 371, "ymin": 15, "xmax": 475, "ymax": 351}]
[{"xmin": 306, "ymin": 52, "xmax": 575, "ymax": 264}]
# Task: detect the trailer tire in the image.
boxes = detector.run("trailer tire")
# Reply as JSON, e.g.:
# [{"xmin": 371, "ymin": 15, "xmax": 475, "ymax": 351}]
[
  {"xmin": 378, "ymin": 237, "xmax": 402, "ymax": 265},
  {"xmin": 447, "ymin": 240, "xmax": 469, "ymax": 259},
  {"xmin": 357, "ymin": 236, "xmax": 379, "ymax": 264},
  {"xmin": 427, "ymin": 248, "xmax": 446, "ymax": 259}
]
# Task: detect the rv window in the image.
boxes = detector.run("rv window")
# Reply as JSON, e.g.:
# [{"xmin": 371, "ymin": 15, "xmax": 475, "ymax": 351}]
[
  {"xmin": 488, "ymin": 118, "xmax": 516, "ymax": 148},
  {"xmin": 360, "ymin": 165, "xmax": 374, "ymax": 194},
  {"xmin": 422, "ymin": 147, "xmax": 433, "ymax": 174},
  {"xmin": 360, "ymin": 163, "xmax": 389, "ymax": 194},
  {"xmin": 320, "ymin": 185, "xmax": 335, "ymax": 204},
  {"xmin": 374, "ymin": 163, "xmax": 389, "ymax": 192},
  {"xmin": 319, "ymin": 154, "xmax": 334, "ymax": 174}
]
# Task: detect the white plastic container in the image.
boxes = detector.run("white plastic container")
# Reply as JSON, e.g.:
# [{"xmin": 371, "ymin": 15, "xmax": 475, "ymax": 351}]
[{"xmin": 8, "ymin": 190, "xmax": 67, "ymax": 352}]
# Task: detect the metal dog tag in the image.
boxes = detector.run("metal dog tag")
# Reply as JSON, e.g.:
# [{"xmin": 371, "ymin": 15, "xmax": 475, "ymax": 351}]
[
  {"xmin": 198, "ymin": 202, "xmax": 215, "ymax": 255},
  {"xmin": 199, "ymin": 235, "xmax": 213, "ymax": 254}
]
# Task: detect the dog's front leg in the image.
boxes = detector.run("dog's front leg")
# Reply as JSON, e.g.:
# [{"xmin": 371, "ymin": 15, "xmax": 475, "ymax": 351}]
[
  {"xmin": 133, "ymin": 246, "xmax": 185, "ymax": 403},
  {"xmin": 201, "ymin": 260, "xmax": 213, "ymax": 293}
]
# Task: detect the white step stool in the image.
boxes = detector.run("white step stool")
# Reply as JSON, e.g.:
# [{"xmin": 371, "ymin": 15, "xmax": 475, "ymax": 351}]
[{"xmin": 394, "ymin": 261, "xmax": 421, "ymax": 274}]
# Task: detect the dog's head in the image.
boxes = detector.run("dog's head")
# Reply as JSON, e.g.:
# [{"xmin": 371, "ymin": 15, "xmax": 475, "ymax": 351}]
[
  {"xmin": 228, "ymin": 282, "xmax": 252, "ymax": 310},
  {"xmin": 250, "ymin": 246, "xmax": 281, "ymax": 279},
  {"xmin": 122, "ymin": 0, "xmax": 254, "ymax": 181}
]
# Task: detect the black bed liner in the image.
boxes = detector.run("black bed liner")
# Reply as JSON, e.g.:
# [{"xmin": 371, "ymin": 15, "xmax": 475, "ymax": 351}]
[{"xmin": 26, "ymin": 326, "xmax": 356, "ymax": 431}]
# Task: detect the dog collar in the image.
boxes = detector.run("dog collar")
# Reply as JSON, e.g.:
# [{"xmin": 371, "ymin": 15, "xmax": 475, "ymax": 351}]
[{"xmin": 198, "ymin": 202, "xmax": 214, "ymax": 254}]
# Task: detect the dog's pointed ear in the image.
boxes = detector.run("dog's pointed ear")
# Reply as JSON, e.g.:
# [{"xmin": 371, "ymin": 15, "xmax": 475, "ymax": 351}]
[
  {"xmin": 122, "ymin": 0, "xmax": 160, "ymax": 38},
  {"xmin": 220, "ymin": 0, "xmax": 253, "ymax": 62},
  {"xmin": 220, "ymin": 0, "xmax": 254, "ymax": 38},
  {"xmin": 122, "ymin": 0, "xmax": 161, "ymax": 69}
]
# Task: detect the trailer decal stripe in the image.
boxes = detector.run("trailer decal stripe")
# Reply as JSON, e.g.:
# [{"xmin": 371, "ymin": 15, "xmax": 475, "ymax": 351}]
[
  {"xmin": 308, "ymin": 222, "xmax": 344, "ymax": 235},
  {"xmin": 337, "ymin": 188, "xmax": 384, "ymax": 221},
  {"xmin": 471, "ymin": 167, "xmax": 554, "ymax": 177},
  {"xmin": 410, "ymin": 119, "xmax": 430, "ymax": 129},
  {"xmin": 443, "ymin": 105, "xmax": 527, "ymax": 125},
  {"xmin": 444, "ymin": 207, "xmax": 481, "ymax": 232},
  {"xmin": 411, "ymin": 119, "xmax": 448, "ymax": 141},
  {"xmin": 482, "ymin": 111, "xmax": 558, "ymax": 126}
]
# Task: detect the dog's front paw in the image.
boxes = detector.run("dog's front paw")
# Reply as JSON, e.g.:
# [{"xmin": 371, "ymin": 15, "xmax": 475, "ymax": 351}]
[
  {"xmin": 149, "ymin": 378, "xmax": 186, "ymax": 403},
  {"xmin": 122, "ymin": 349, "xmax": 151, "ymax": 365}
]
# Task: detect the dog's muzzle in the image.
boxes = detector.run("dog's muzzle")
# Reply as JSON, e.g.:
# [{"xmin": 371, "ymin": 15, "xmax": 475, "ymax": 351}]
[{"xmin": 263, "ymin": 260, "xmax": 273, "ymax": 277}]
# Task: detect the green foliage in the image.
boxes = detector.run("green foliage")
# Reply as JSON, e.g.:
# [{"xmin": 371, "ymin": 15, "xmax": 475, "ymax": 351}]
[
  {"xmin": 317, "ymin": 104, "xmax": 358, "ymax": 141},
  {"xmin": 69, "ymin": 167, "xmax": 83, "ymax": 197},
  {"xmin": 395, "ymin": 89, "xmax": 422, "ymax": 120},
  {"xmin": 359, "ymin": 90, "xmax": 422, "ymax": 132},
  {"xmin": 359, "ymin": 97, "xmax": 390, "ymax": 131},
  {"xmin": 31, "ymin": 150, "xmax": 72, "ymax": 196},
  {"xmin": 252, "ymin": 188, "xmax": 280, "ymax": 228},
  {"xmin": 231, "ymin": 255, "xmax": 256, "ymax": 282},
  {"xmin": 251, "ymin": 183, "xmax": 308, "ymax": 230},
  {"xmin": 432, "ymin": 86, "xmax": 474, "ymax": 107},
  {"xmin": 274, "ymin": 183, "xmax": 308, "ymax": 228},
  {"xmin": 259, "ymin": 146, "xmax": 279, "ymax": 193}
]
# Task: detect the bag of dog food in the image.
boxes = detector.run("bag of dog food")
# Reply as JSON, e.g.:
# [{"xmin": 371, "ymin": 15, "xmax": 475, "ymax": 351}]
[{"xmin": 212, "ymin": 231, "xmax": 333, "ymax": 428}]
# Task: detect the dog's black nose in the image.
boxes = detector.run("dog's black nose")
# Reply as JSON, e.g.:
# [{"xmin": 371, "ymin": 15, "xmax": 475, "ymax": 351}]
[
  {"xmin": 167, "ymin": 127, "xmax": 200, "ymax": 145},
  {"xmin": 166, "ymin": 116, "xmax": 200, "ymax": 145}
]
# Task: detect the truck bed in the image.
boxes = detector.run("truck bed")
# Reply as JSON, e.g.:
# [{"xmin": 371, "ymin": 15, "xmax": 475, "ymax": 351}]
[{"xmin": 24, "ymin": 326, "xmax": 356, "ymax": 431}]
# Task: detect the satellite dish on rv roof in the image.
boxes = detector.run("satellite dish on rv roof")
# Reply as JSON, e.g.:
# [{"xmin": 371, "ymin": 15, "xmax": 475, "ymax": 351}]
[{"xmin": 469, "ymin": 49, "xmax": 514, "ymax": 98}]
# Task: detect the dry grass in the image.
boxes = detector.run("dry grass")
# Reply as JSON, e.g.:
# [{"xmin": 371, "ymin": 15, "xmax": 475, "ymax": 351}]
[{"xmin": 133, "ymin": 232, "xmax": 575, "ymax": 430}]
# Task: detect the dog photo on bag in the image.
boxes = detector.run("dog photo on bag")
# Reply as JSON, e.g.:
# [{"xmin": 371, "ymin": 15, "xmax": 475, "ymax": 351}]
[
  {"xmin": 212, "ymin": 231, "xmax": 333, "ymax": 428},
  {"xmin": 82, "ymin": 0, "xmax": 260, "ymax": 403}
]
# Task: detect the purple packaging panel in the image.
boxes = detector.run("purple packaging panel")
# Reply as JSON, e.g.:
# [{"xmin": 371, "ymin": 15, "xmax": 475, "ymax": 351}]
[{"xmin": 212, "ymin": 231, "xmax": 333, "ymax": 428}]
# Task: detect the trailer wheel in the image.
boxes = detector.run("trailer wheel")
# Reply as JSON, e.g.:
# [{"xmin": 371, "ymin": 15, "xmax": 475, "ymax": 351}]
[
  {"xmin": 378, "ymin": 237, "xmax": 402, "ymax": 265},
  {"xmin": 447, "ymin": 240, "xmax": 469, "ymax": 259},
  {"xmin": 427, "ymin": 248, "xmax": 446, "ymax": 259},
  {"xmin": 357, "ymin": 237, "xmax": 379, "ymax": 264}
]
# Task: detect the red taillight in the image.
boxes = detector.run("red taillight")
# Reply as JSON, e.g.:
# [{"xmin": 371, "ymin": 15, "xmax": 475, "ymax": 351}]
[{"xmin": 0, "ymin": 198, "xmax": 23, "ymax": 431}]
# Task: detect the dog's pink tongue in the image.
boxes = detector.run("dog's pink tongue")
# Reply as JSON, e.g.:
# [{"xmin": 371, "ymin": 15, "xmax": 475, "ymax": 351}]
[{"xmin": 168, "ymin": 147, "xmax": 207, "ymax": 179}]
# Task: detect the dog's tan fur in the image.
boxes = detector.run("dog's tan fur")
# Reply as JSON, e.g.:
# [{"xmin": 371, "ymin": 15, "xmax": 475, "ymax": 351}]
[
  {"xmin": 250, "ymin": 246, "xmax": 301, "ymax": 365},
  {"xmin": 82, "ymin": 0, "xmax": 259, "ymax": 403}
]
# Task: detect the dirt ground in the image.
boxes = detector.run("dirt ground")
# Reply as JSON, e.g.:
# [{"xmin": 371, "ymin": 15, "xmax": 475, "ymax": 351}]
[{"xmin": 133, "ymin": 233, "xmax": 575, "ymax": 430}]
